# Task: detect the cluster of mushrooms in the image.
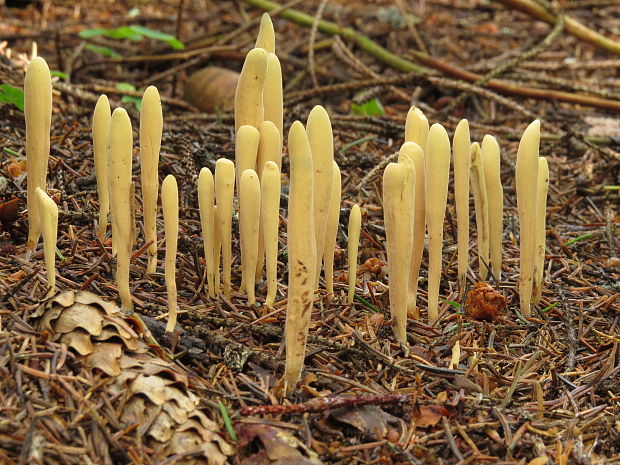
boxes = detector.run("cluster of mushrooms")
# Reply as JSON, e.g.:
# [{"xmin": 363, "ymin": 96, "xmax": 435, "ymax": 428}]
[{"xmin": 23, "ymin": 14, "xmax": 548, "ymax": 390}]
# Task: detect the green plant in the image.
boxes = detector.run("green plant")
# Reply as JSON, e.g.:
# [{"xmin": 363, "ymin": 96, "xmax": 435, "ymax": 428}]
[
  {"xmin": 351, "ymin": 98, "xmax": 384, "ymax": 117},
  {"xmin": 79, "ymin": 25, "xmax": 184, "ymax": 49},
  {"xmin": 116, "ymin": 83, "xmax": 143, "ymax": 110},
  {"xmin": 0, "ymin": 84, "xmax": 24, "ymax": 111}
]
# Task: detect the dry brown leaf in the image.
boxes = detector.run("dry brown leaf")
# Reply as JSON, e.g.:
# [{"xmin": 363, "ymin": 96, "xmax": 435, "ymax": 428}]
[
  {"xmin": 85, "ymin": 342, "xmax": 122, "ymax": 376},
  {"xmin": 238, "ymin": 424, "xmax": 323, "ymax": 465},
  {"xmin": 60, "ymin": 329, "xmax": 94, "ymax": 355},
  {"xmin": 413, "ymin": 405, "xmax": 452, "ymax": 428},
  {"xmin": 329, "ymin": 405, "xmax": 388, "ymax": 440}
]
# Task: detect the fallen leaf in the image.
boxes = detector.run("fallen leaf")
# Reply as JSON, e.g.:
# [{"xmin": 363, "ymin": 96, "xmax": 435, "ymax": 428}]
[
  {"xmin": 0, "ymin": 198, "xmax": 20, "ymax": 223},
  {"xmin": 238, "ymin": 424, "xmax": 323, "ymax": 465},
  {"xmin": 413, "ymin": 405, "xmax": 452, "ymax": 428},
  {"xmin": 464, "ymin": 282, "xmax": 506, "ymax": 321},
  {"xmin": 329, "ymin": 405, "xmax": 388, "ymax": 440}
]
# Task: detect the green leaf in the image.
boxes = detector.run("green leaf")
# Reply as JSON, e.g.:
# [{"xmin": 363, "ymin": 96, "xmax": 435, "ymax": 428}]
[
  {"xmin": 565, "ymin": 233, "xmax": 593, "ymax": 246},
  {"xmin": 84, "ymin": 44, "xmax": 121, "ymax": 58},
  {"xmin": 0, "ymin": 84, "xmax": 25, "ymax": 111},
  {"xmin": 108, "ymin": 26, "xmax": 143, "ymax": 41},
  {"xmin": 50, "ymin": 70, "xmax": 68, "ymax": 79},
  {"xmin": 351, "ymin": 98, "xmax": 384, "ymax": 117},
  {"xmin": 116, "ymin": 83, "xmax": 143, "ymax": 111},
  {"xmin": 115, "ymin": 82, "xmax": 137, "ymax": 92},
  {"xmin": 128, "ymin": 25, "xmax": 185, "ymax": 49},
  {"xmin": 79, "ymin": 28, "xmax": 109, "ymax": 39},
  {"xmin": 218, "ymin": 402, "xmax": 237, "ymax": 441},
  {"xmin": 442, "ymin": 300, "xmax": 463, "ymax": 309}
]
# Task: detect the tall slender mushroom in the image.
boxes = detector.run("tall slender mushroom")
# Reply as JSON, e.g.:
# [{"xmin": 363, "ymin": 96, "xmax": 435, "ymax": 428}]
[
  {"xmin": 405, "ymin": 106, "xmax": 429, "ymax": 150},
  {"xmin": 283, "ymin": 121, "xmax": 316, "ymax": 389},
  {"xmin": 261, "ymin": 161, "xmax": 281, "ymax": 307},
  {"xmin": 306, "ymin": 105, "xmax": 334, "ymax": 288},
  {"xmin": 425, "ymin": 124, "xmax": 451, "ymax": 322},
  {"xmin": 234, "ymin": 48, "xmax": 268, "ymax": 132},
  {"xmin": 93, "ymin": 95, "xmax": 111, "ymax": 240},
  {"xmin": 264, "ymin": 53, "xmax": 283, "ymax": 143},
  {"xmin": 25, "ymin": 56, "xmax": 52, "ymax": 254},
  {"xmin": 470, "ymin": 142, "xmax": 490, "ymax": 281},
  {"xmin": 235, "ymin": 125, "xmax": 260, "ymax": 187},
  {"xmin": 383, "ymin": 162, "xmax": 412, "ymax": 344},
  {"xmin": 108, "ymin": 108, "xmax": 134, "ymax": 314},
  {"xmin": 481, "ymin": 135, "xmax": 504, "ymax": 280},
  {"xmin": 198, "ymin": 167, "xmax": 216, "ymax": 298},
  {"xmin": 516, "ymin": 120, "xmax": 541, "ymax": 317},
  {"xmin": 398, "ymin": 142, "xmax": 423, "ymax": 318},
  {"xmin": 239, "ymin": 169, "xmax": 261, "ymax": 305},
  {"xmin": 347, "ymin": 204, "xmax": 362, "ymax": 304},
  {"xmin": 213, "ymin": 205, "xmax": 221, "ymax": 293},
  {"xmin": 215, "ymin": 159, "xmax": 235, "ymax": 298},
  {"xmin": 532, "ymin": 157, "xmax": 549, "ymax": 304},
  {"xmin": 453, "ymin": 119, "xmax": 471, "ymax": 292},
  {"xmin": 36, "ymin": 187, "xmax": 58, "ymax": 295},
  {"xmin": 162, "ymin": 175, "xmax": 179, "ymax": 335},
  {"xmin": 323, "ymin": 161, "xmax": 341, "ymax": 295},
  {"xmin": 255, "ymin": 13, "xmax": 275, "ymax": 53},
  {"xmin": 140, "ymin": 86, "xmax": 163, "ymax": 275}
]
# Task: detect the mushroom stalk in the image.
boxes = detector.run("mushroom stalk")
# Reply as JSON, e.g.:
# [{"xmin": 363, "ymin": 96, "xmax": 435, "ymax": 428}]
[
  {"xmin": 283, "ymin": 121, "xmax": 316, "ymax": 389},
  {"xmin": 255, "ymin": 13, "xmax": 275, "ymax": 53},
  {"xmin": 383, "ymin": 162, "xmax": 412, "ymax": 344},
  {"xmin": 213, "ymin": 205, "xmax": 221, "ymax": 293},
  {"xmin": 25, "ymin": 56, "xmax": 52, "ymax": 254},
  {"xmin": 215, "ymin": 159, "xmax": 236, "ymax": 298},
  {"xmin": 108, "ymin": 108, "xmax": 134, "ymax": 314},
  {"xmin": 405, "ymin": 107, "xmax": 429, "ymax": 151},
  {"xmin": 234, "ymin": 48, "xmax": 268, "ymax": 132},
  {"xmin": 264, "ymin": 53, "xmax": 283, "ymax": 143},
  {"xmin": 261, "ymin": 161, "xmax": 281, "ymax": 307},
  {"xmin": 347, "ymin": 204, "xmax": 361, "ymax": 304},
  {"xmin": 398, "ymin": 142, "xmax": 423, "ymax": 318},
  {"xmin": 481, "ymin": 135, "xmax": 504, "ymax": 280},
  {"xmin": 516, "ymin": 120, "xmax": 541, "ymax": 318},
  {"xmin": 323, "ymin": 161, "xmax": 341, "ymax": 295},
  {"xmin": 162, "ymin": 175, "xmax": 179, "ymax": 335},
  {"xmin": 239, "ymin": 169, "xmax": 261, "ymax": 305},
  {"xmin": 140, "ymin": 86, "xmax": 163, "ymax": 275},
  {"xmin": 425, "ymin": 124, "xmax": 451, "ymax": 322},
  {"xmin": 93, "ymin": 95, "xmax": 111, "ymax": 239},
  {"xmin": 532, "ymin": 157, "xmax": 549, "ymax": 304},
  {"xmin": 36, "ymin": 187, "xmax": 58, "ymax": 295},
  {"xmin": 307, "ymin": 105, "xmax": 334, "ymax": 289},
  {"xmin": 198, "ymin": 168, "xmax": 216, "ymax": 298},
  {"xmin": 235, "ymin": 125, "xmax": 260, "ymax": 189},
  {"xmin": 470, "ymin": 142, "xmax": 490, "ymax": 281},
  {"xmin": 453, "ymin": 119, "xmax": 471, "ymax": 292}
]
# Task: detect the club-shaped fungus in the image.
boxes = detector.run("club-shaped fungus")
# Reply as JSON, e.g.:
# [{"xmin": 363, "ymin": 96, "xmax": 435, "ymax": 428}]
[
  {"xmin": 453, "ymin": 119, "xmax": 471, "ymax": 292},
  {"xmin": 162, "ymin": 175, "xmax": 179, "ymax": 335},
  {"xmin": 234, "ymin": 48, "xmax": 268, "ymax": 132},
  {"xmin": 323, "ymin": 161, "xmax": 342, "ymax": 295},
  {"xmin": 198, "ymin": 168, "xmax": 216, "ymax": 298},
  {"xmin": 533, "ymin": 157, "xmax": 549, "ymax": 304},
  {"xmin": 261, "ymin": 161, "xmax": 281, "ymax": 307},
  {"xmin": 36, "ymin": 187, "xmax": 58, "ymax": 295},
  {"xmin": 239, "ymin": 169, "xmax": 261, "ymax": 305},
  {"xmin": 347, "ymin": 205, "xmax": 362, "ymax": 304},
  {"xmin": 481, "ymin": 135, "xmax": 504, "ymax": 280},
  {"xmin": 470, "ymin": 142, "xmax": 490, "ymax": 281},
  {"xmin": 215, "ymin": 159, "xmax": 235, "ymax": 298},
  {"xmin": 93, "ymin": 95, "xmax": 111, "ymax": 240}
]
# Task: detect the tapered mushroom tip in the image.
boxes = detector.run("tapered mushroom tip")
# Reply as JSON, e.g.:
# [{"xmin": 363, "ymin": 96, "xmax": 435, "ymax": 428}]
[
  {"xmin": 111, "ymin": 107, "xmax": 129, "ymax": 121},
  {"xmin": 263, "ymin": 160, "xmax": 279, "ymax": 172},
  {"xmin": 247, "ymin": 47, "xmax": 268, "ymax": 60},
  {"xmin": 27, "ymin": 56, "xmax": 50, "ymax": 72},
  {"xmin": 143, "ymin": 85, "xmax": 159, "ymax": 96},
  {"xmin": 309, "ymin": 104, "xmax": 328, "ymax": 117},
  {"xmin": 482, "ymin": 134, "xmax": 498, "ymax": 147},
  {"xmin": 429, "ymin": 122, "xmax": 448, "ymax": 136},
  {"xmin": 95, "ymin": 94, "xmax": 109, "ymax": 107},
  {"xmin": 238, "ymin": 124, "xmax": 260, "ymax": 137},
  {"xmin": 455, "ymin": 118, "xmax": 469, "ymax": 132},
  {"xmin": 261, "ymin": 12, "xmax": 272, "ymax": 23},
  {"xmin": 162, "ymin": 174, "xmax": 177, "ymax": 189},
  {"xmin": 288, "ymin": 120, "xmax": 305, "ymax": 139}
]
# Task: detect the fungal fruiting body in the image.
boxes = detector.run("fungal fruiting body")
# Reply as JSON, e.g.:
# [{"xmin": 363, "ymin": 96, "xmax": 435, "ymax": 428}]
[
  {"xmin": 234, "ymin": 48, "xmax": 268, "ymax": 132},
  {"xmin": 25, "ymin": 56, "xmax": 52, "ymax": 253},
  {"xmin": 453, "ymin": 119, "xmax": 471, "ymax": 292},
  {"xmin": 307, "ymin": 105, "xmax": 334, "ymax": 288},
  {"xmin": 93, "ymin": 95, "xmax": 111, "ymax": 239},
  {"xmin": 516, "ymin": 120, "xmax": 541, "ymax": 317},
  {"xmin": 140, "ymin": 86, "xmax": 163, "ymax": 275},
  {"xmin": 264, "ymin": 54, "xmax": 283, "ymax": 143},
  {"xmin": 213, "ymin": 205, "xmax": 221, "ymax": 293},
  {"xmin": 261, "ymin": 161, "xmax": 281, "ymax": 307},
  {"xmin": 235, "ymin": 125, "xmax": 260, "ymax": 189},
  {"xmin": 383, "ymin": 162, "xmax": 412, "ymax": 344},
  {"xmin": 347, "ymin": 205, "xmax": 362, "ymax": 304},
  {"xmin": 533, "ymin": 157, "xmax": 549, "ymax": 304},
  {"xmin": 405, "ymin": 107, "xmax": 429, "ymax": 151},
  {"xmin": 283, "ymin": 121, "xmax": 316, "ymax": 389},
  {"xmin": 108, "ymin": 108, "xmax": 134, "ymax": 314},
  {"xmin": 323, "ymin": 161, "xmax": 342, "ymax": 295},
  {"xmin": 215, "ymin": 159, "xmax": 235, "ymax": 298},
  {"xmin": 470, "ymin": 142, "xmax": 490, "ymax": 281},
  {"xmin": 36, "ymin": 187, "xmax": 58, "ymax": 295},
  {"xmin": 481, "ymin": 135, "xmax": 504, "ymax": 280},
  {"xmin": 255, "ymin": 13, "xmax": 275, "ymax": 53},
  {"xmin": 398, "ymin": 142, "xmax": 423, "ymax": 318},
  {"xmin": 162, "ymin": 175, "xmax": 179, "ymax": 335},
  {"xmin": 425, "ymin": 124, "xmax": 451, "ymax": 322},
  {"xmin": 239, "ymin": 169, "xmax": 261, "ymax": 305},
  {"xmin": 198, "ymin": 168, "xmax": 216, "ymax": 298}
]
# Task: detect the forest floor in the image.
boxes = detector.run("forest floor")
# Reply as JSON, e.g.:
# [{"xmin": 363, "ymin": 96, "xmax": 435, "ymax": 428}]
[{"xmin": 0, "ymin": 0, "xmax": 619, "ymax": 464}]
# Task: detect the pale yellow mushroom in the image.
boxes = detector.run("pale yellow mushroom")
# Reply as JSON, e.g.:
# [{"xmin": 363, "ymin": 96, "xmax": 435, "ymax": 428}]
[
  {"xmin": 239, "ymin": 169, "xmax": 261, "ymax": 305},
  {"xmin": 425, "ymin": 124, "xmax": 451, "ymax": 322},
  {"xmin": 213, "ymin": 205, "xmax": 221, "ymax": 293},
  {"xmin": 283, "ymin": 121, "xmax": 316, "ymax": 389},
  {"xmin": 481, "ymin": 135, "xmax": 504, "ymax": 280},
  {"xmin": 234, "ymin": 48, "xmax": 268, "ymax": 132},
  {"xmin": 323, "ymin": 161, "xmax": 341, "ymax": 295},
  {"xmin": 516, "ymin": 120, "xmax": 541, "ymax": 317},
  {"xmin": 347, "ymin": 204, "xmax": 362, "ymax": 304},
  {"xmin": 235, "ymin": 125, "xmax": 260, "ymax": 188},
  {"xmin": 453, "ymin": 119, "xmax": 470, "ymax": 292},
  {"xmin": 108, "ymin": 108, "xmax": 134, "ymax": 313},
  {"xmin": 140, "ymin": 86, "xmax": 163, "ymax": 275},
  {"xmin": 383, "ymin": 162, "xmax": 412, "ymax": 344},
  {"xmin": 306, "ymin": 105, "xmax": 334, "ymax": 288},
  {"xmin": 532, "ymin": 157, "xmax": 549, "ymax": 304},
  {"xmin": 470, "ymin": 142, "xmax": 490, "ymax": 281},
  {"xmin": 255, "ymin": 13, "xmax": 275, "ymax": 53},
  {"xmin": 36, "ymin": 187, "xmax": 58, "ymax": 295},
  {"xmin": 398, "ymin": 142, "xmax": 423, "ymax": 318},
  {"xmin": 261, "ymin": 161, "xmax": 281, "ymax": 307},
  {"xmin": 25, "ymin": 56, "xmax": 52, "ymax": 253},
  {"xmin": 264, "ymin": 53, "xmax": 283, "ymax": 142},
  {"xmin": 215, "ymin": 159, "xmax": 236, "ymax": 298},
  {"xmin": 198, "ymin": 168, "xmax": 216, "ymax": 298},
  {"xmin": 93, "ymin": 95, "xmax": 111, "ymax": 239},
  {"xmin": 404, "ymin": 106, "xmax": 429, "ymax": 150},
  {"xmin": 162, "ymin": 175, "xmax": 179, "ymax": 335}
]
